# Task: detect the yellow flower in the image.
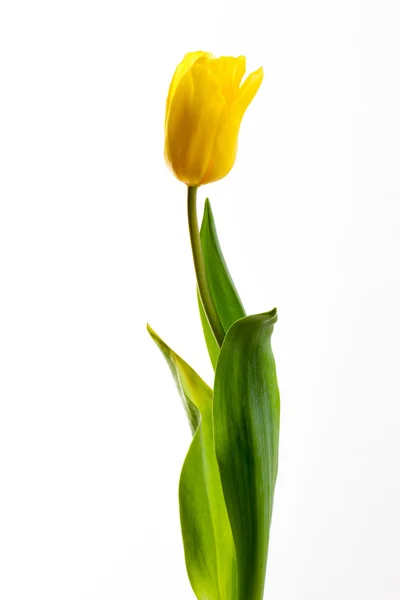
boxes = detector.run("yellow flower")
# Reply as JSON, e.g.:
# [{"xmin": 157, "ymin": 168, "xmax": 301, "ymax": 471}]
[{"xmin": 164, "ymin": 51, "xmax": 263, "ymax": 186}]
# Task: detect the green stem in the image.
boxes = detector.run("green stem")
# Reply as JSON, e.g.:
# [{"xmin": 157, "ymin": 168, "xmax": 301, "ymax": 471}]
[{"xmin": 187, "ymin": 186, "xmax": 225, "ymax": 347}]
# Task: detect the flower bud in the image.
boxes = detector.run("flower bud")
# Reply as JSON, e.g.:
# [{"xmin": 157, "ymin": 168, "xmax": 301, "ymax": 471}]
[{"xmin": 165, "ymin": 51, "xmax": 263, "ymax": 186}]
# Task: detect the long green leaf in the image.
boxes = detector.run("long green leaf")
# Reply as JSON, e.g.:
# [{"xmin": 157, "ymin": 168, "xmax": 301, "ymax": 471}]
[
  {"xmin": 147, "ymin": 324, "xmax": 200, "ymax": 434},
  {"xmin": 198, "ymin": 199, "xmax": 246, "ymax": 369},
  {"xmin": 147, "ymin": 325, "xmax": 237, "ymax": 600},
  {"xmin": 180, "ymin": 400, "xmax": 237, "ymax": 600},
  {"xmin": 213, "ymin": 309, "xmax": 280, "ymax": 600}
]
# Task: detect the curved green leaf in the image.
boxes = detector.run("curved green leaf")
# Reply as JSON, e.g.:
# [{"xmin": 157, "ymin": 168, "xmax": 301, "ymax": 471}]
[
  {"xmin": 198, "ymin": 199, "xmax": 246, "ymax": 369},
  {"xmin": 147, "ymin": 324, "xmax": 200, "ymax": 434},
  {"xmin": 213, "ymin": 309, "xmax": 280, "ymax": 600},
  {"xmin": 147, "ymin": 324, "xmax": 237, "ymax": 600},
  {"xmin": 180, "ymin": 400, "xmax": 237, "ymax": 600}
]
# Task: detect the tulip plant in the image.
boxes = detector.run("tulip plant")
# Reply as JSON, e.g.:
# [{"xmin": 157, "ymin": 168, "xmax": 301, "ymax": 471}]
[{"xmin": 147, "ymin": 52, "xmax": 280, "ymax": 600}]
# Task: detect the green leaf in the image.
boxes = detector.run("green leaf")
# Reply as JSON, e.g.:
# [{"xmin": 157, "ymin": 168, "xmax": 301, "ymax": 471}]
[
  {"xmin": 198, "ymin": 199, "xmax": 246, "ymax": 369},
  {"xmin": 147, "ymin": 324, "xmax": 200, "ymax": 434},
  {"xmin": 213, "ymin": 309, "xmax": 280, "ymax": 600},
  {"xmin": 147, "ymin": 325, "xmax": 237, "ymax": 600},
  {"xmin": 180, "ymin": 401, "xmax": 237, "ymax": 600}
]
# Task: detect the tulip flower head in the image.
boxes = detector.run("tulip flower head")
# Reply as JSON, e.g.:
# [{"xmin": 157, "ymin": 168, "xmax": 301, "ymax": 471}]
[{"xmin": 164, "ymin": 51, "xmax": 263, "ymax": 186}]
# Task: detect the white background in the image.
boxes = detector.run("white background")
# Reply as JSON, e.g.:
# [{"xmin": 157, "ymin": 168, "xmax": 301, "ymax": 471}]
[{"xmin": 1, "ymin": 0, "xmax": 399, "ymax": 598}]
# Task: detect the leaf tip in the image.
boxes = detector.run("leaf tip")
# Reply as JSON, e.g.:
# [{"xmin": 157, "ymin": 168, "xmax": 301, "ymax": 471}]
[
  {"xmin": 267, "ymin": 307, "xmax": 278, "ymax": 324},
  {"xmin": 147, "ymin": 323, "xmax": 163, "ymax": 347}
]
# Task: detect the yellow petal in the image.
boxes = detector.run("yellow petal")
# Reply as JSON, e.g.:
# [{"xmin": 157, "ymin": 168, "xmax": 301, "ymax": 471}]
[
  {"xmin": 231, "ymin": 56, "xmax": 246, "ymax": 88},
  {"xmin": 200, "ymin": 66, "xmax": 263, "ymax": 184},
  {"xmin": 165, "ymin": 63, "xmax": 225, "ymax": 186},
  {"xmin": 235, "ymin": 66, "xmax": 264, "ymax": 120},
  {"xmin": 200, "ymin": 108, "xmax": 241, "ymax": 184},
  {"xmin": 165, "ymin": 51, "xmax": 212, "ymax": 123},
  {"xmin": 212, "ymin": 56, "xmax": 246, "ymax": 87},
  {"xmin": 201, "ymin": 56, "xmax": 247, "ymax": 102}
]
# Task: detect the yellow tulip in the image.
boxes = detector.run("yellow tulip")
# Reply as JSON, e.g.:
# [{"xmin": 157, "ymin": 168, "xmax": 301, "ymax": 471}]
[{"xmin": 164, "ymin": 51, "xmax": 263, "ymax": 186}]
